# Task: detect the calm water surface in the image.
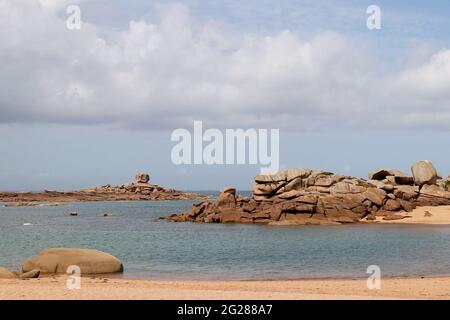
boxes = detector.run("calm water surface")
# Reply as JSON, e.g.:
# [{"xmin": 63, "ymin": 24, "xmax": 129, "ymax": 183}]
[{"xmin": 1, "ymin": 198, "xmax": 450, "ymax": 280}]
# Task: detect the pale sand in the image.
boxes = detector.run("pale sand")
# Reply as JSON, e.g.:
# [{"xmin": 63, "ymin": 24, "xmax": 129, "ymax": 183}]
[
  {"xmin": 1, "ymin": 276, "xmax": 450, "ymax": 300},
  {"xmin": 374, "ymin": 205, "xmax": 450, "ymax": 225}
]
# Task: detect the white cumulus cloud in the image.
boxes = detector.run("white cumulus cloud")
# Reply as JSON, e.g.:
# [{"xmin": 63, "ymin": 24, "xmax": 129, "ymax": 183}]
[{"xmin": 0, "ymin": 1, "xmax": 449, "ymax": 130}]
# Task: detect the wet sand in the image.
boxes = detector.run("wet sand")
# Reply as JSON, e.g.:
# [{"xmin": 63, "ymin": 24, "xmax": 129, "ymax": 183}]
[{"xmin": 1, "ymin": 275, "xmax": 450, "ymax": 300}]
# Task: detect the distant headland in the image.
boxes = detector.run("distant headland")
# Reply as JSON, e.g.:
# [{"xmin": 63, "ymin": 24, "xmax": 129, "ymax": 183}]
[
  {"xmin": 164, "ymin": 160, "xmax": 450, "ymax": 225},
  {"xmin": 0, "ymin": 173, "xmax": 205, "ymax": 203}
]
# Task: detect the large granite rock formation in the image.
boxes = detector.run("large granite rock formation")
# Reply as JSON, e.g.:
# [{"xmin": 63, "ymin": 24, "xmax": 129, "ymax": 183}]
[{"xmin": 164, "ymin": 160, "xmax": 450, "ymax": 225}]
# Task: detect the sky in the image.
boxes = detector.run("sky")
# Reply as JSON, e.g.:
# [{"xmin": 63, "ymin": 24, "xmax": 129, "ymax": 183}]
[{"xmin": 0, "ymin": 0, "xmax": 450, "ymax": 191}]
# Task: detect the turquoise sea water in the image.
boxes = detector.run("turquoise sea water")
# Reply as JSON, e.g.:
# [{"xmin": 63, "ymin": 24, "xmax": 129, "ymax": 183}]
[{"xmin": 1, "ymin": 198, "xmax": 450, "ymax": 280}]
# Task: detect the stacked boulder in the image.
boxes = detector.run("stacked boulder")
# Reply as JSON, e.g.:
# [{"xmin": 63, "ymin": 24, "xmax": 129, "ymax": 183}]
[
  {"xmin": 411, "ymin": 160, "xmax": 439, "ymax": 186},
  {"xmin": 165, "ymin": 160, "xmax": 450, "ymax": 225},
  {"xmin": 83, "ymin": 172, "xmax": 176, "ymax": 196}
]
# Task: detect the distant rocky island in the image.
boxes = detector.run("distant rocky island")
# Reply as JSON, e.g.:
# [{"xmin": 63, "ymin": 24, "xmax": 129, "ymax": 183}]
[
  {"xmin": 164, "ymin": 160, "xmax": 450, "ymax": 225},
  {"xmin": 0, "ymin": 173, "xmax": 204, "ymax": 203}
]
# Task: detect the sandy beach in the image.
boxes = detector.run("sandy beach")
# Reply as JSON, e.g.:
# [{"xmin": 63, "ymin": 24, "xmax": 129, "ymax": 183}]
[
  {"xmin": 1, "ymin": 275, "xmax": 450, "ymax": 300},
  {"xmin": 373, "ymin": 206, "xmax": 450, "ymax": 225}
]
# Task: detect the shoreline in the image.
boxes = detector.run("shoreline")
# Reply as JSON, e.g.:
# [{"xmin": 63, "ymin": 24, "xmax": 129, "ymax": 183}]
[
  {"xmin": 106, "ymin": 266, "xmax": 450, "ymax": 281},
  {"xmin": 2, "ymin": 198, "xmax": 450, "ymax": 225},
  {"xmin": 4, "ymin": 269, "xmax": 450, "ymax": 283},
  {"xmin": 87, "ymin": 273, "xmax": 450, "ymax": 283},
  {"xmin": 2, "ymin": 275, "xmax": 450, "ymax": 300}
]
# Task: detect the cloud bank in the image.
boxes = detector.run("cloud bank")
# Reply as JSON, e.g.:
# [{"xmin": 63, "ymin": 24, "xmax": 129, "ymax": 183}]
[{"xmin": 1, "ymin": 0, "xmax": 450, "ymax": 130}]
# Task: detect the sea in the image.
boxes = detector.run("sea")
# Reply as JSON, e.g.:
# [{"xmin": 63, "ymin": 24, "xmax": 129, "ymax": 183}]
[{"xmin": 1, "ymin": 192, "xmax": 450, "ymax": 280}]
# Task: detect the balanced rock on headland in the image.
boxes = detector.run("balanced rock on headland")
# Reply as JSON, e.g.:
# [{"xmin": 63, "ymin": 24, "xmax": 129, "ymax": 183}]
[
  {"xmin": 135, "ymin": 172, "xmax": 150, "ymax": 184},
  {"xmin": 22, "ymin": 248, "xmax": 124, "ymax": 274},
  {"xmin": 164, "ymin": 160, "xmax": 450, "ymax": 226},
  {"xmin": 0, "ymin": 172, "xmax": 204, "ymax": 203}
]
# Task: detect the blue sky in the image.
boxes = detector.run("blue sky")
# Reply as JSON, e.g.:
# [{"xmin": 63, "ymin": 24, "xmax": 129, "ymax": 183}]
[{"xmin": 0, "ymin": 0, "xmax": 449, "ymax": 191}]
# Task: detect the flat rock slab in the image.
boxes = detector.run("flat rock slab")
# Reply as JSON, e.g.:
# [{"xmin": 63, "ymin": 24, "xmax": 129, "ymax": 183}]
[{"xmin": 20, "ymin": 269, "xmax": 40, "ymax": 279}]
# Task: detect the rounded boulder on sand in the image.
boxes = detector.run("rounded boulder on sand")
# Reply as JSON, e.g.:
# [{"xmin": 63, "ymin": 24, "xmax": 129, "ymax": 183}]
[
  {"xmin": 22, "ymin": 248, "xmax": 124, "ymax": 274},
  {"xmin": 0, "ymin": 267, "xmax": 17, "ymax": 279}
]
